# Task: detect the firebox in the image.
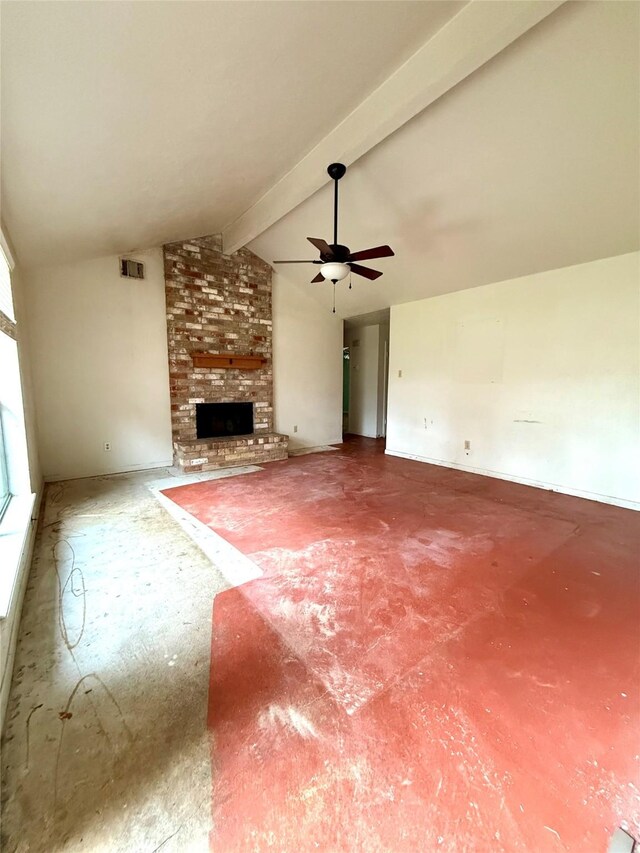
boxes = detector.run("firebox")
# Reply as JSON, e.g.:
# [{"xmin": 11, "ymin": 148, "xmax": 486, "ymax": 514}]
[{"xmin": 195, "ymin": 402, "xmax": 254, "ymax": 439}]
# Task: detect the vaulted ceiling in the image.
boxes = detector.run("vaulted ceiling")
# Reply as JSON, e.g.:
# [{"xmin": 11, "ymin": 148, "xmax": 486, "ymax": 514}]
[
  {"xmin": 249, "ymin": 1, "xmax": 640, "ymax": 317},
  {"xmin": 2, "ymin": 0, "xmax": 638, "ymax": 322},
  {"xmin": 0, "ymin": 0, "xmax": 464, "ymax": 266}
]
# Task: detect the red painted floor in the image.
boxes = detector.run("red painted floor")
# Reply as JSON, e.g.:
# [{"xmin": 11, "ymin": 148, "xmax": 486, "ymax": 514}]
[{"xmin": 162, "ymin": 437, "xmax": 640, "ymax": 851}]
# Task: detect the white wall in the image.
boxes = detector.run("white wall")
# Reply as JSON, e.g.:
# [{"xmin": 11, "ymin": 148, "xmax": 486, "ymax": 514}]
[
  {"xmin": 23, "ymin": 249, "xmax": 173, "ymax": 481},
  {"xmin": 272, "ymin": 273, "xmax": 343, "ymax": 450},
  {"xmin": 386, "ymin": 252, "xmax": 640, "ymax": 509}
]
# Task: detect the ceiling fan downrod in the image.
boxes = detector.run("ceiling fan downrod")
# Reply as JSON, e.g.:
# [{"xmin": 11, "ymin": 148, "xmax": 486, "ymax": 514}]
[{"xmin": 327, "ymin": 162, "xmax": 347, "ymax": 249}]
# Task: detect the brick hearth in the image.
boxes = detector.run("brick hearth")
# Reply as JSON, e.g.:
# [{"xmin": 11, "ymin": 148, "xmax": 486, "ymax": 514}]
[{"xmin": 163, "ymin": 234, "xmax": 288, "ymax": 471}]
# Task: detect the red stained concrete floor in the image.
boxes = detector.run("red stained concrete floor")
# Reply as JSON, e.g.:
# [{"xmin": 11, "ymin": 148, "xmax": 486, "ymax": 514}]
[{"xmin": 162, "ymin": 437, "xmax": 640, "ymax": 852}]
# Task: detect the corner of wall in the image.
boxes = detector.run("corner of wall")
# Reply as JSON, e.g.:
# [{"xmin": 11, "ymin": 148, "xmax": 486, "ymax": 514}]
[{"xmin": 272, "ymin": 273, "xmax": 343, "ymax": 449}]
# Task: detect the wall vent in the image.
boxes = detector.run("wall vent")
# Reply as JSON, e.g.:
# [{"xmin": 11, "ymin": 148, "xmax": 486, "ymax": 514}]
[{"xmin": 120, "ymin": 258, "xmax": 145, "ymax": 279}]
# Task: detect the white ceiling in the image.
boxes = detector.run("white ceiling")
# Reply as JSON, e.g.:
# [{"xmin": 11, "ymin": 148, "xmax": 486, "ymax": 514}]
[
  {"xmin": 249, "ymin": 1, "xmax": 640, "ymax": 318},
  {"xmin": 344, "ymin": 308, "xmax": 391, "ymax": 331},
  {"xmin": 0, "ymin": 0, "xmax": 465, "ymax": 267}
]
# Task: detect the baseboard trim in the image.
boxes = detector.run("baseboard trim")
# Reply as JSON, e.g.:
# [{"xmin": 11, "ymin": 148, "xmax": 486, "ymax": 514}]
[
  {"xmin": 384, "ymin": 449, "xmax": 640, "ymax": 511},
  {"xmin": 44, "ymin": 460, "xmax": 174, "ymax": 484}
]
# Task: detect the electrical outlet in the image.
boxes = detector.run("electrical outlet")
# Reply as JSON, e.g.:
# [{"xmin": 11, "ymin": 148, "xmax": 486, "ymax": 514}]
[
  {"xmin": 293, "ymin": 425, "xmax": 298, "ymax": 433},
  {"xmin": 398, "ymin": 369, "xmax": 403, "ymax": 378},
  {"xmin": 103, "ymin": 441, "xmax": 112, "ymax": 452}
]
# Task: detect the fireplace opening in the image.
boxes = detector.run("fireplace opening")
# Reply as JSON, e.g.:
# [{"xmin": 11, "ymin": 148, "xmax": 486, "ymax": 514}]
[{"xmin": 196, "ymin": 402, "xmax": 254, "ymax": 439}]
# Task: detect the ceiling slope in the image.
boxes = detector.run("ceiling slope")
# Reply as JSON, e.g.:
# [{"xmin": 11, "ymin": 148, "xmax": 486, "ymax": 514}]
[
  {"xmin": 223, "ymin": 0, "xmax": 565, "ymax": 254},
  {"xmin": 248, "ymin": 0, "xmax": 640, "ymax": 318},
  {"xmin": 0, "ymin": 0, "xmax": 465, "ymax": 267}
]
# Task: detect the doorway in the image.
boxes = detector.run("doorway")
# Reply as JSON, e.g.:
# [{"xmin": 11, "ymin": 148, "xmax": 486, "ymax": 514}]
[
  {"xmin": 343, "ymin": 308, "xmax": 390, "ymax": 439},
  {"xmin": 343, "ymin": 346, "xmax": 350, "ymax": 434}
]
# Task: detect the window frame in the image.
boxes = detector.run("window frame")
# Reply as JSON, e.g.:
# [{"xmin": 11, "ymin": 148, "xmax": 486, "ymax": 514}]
[
  {"xmin": 0, "ymin": 415, "xmax": 10, "ymax": 522},
  {"xmin": 0, "ymin": 236, "xmax": 17, "ymax": 521}
]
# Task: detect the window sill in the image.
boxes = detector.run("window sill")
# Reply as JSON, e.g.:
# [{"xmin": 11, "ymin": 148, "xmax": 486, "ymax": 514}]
[{"xmin": 0, "ymin": 492, "xmax": 36, "ymax": 619}]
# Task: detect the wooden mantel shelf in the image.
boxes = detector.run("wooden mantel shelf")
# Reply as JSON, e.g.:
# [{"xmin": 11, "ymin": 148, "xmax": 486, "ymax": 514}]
[{"xmin": 191, "ymin": 352, "xmax": 267, "ymax": 369}]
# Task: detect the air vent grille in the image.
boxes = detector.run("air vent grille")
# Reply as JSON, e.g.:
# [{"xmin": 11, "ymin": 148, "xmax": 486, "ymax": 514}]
[{"xmin": 120, "ymin": 258, "xmax": 145, "ymax": 279}]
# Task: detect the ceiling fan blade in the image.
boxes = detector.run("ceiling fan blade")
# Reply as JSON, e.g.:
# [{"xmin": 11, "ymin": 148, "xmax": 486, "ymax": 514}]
[
  {"xmin": 273, "ymin": 260, "xmax": 318, "ymax": 264},
  {"xmin": 311, "ymin": 271, "xmax": 325, "ymax": 283},
  {"xmin": 348, "ymin": 245, "xmax": 395, "ymax": 262},
  {"xmin": 349, "ymin": 263, "xmax": 383, "ymax": 281},
  {"xmin": 307, "ymin": 237, "xmax": 334, "ymax": 258}
]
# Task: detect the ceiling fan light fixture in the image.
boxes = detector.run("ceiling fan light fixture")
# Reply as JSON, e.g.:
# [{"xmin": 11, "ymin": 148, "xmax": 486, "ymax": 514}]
[
  {"xmin": 320, "ymin": 262, "xmax": 350, "ymax": 282},
  {"xmin": 273, "ymin": 164, "xmax": 394, "ymax": 307}
]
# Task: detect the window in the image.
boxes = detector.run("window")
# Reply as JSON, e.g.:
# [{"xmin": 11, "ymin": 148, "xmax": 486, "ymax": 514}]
[
  {"xmin": 0, "ymin": 241, "xmax": 30, "ymax": 516},
  {"xmin": 0, "ymin": 246, "xmax": 15, "ymax": 519},
  {"xmin": 0, "ymin": 417, "xmax": 9, "ymax": 521},
  {"xmin": 0, "ymin": 233, "xmax": 35, "ymax": 617},
  {"xmin": 0, "ymin": 244, "xmax": 15, "ymax": 321}
]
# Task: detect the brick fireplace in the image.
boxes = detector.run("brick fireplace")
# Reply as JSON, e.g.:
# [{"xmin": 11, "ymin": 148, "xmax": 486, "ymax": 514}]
[{"xmin": 163, "ymin": 234, "xmax": 288, "ymax": 472}]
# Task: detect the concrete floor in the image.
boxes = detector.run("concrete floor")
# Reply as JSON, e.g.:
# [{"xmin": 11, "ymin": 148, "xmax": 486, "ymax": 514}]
[
  {"xmin": 1, "ymin": 467, "xmax": 236, "ymax": 852},
  {"xmin": 2, "ymin": 442, "xmax": 639, "ymax": 851},
  {"xmin": 169, "ymin": 438, "xmax": 640, "ymax": 851}
]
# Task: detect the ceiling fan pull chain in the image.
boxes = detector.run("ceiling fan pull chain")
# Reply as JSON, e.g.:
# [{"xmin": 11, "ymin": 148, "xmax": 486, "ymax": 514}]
[
  {"xmin": 333, "ymin": 281, "xmax": 336, "ymax": 314},
  {"xmin": 349, "ymin": 270, "xmax": 352, "ymax": 290}
]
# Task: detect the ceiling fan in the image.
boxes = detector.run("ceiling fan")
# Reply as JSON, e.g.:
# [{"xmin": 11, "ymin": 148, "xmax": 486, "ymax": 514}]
[{"xmin": 273, "ymin": 163, "xmax": 394, "ymax": 309}]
